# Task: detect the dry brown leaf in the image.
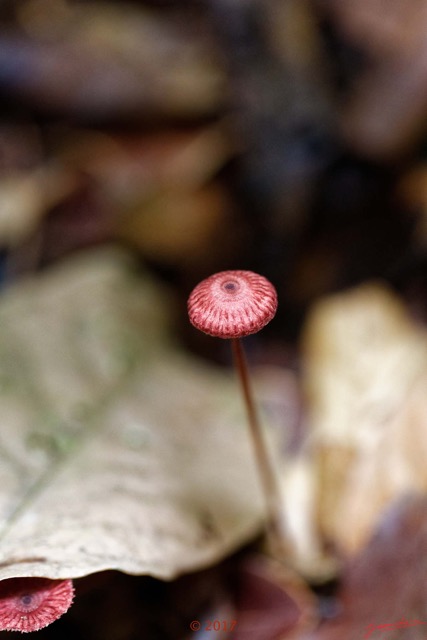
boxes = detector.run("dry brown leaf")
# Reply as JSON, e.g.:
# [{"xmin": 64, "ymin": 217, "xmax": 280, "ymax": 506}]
[
  {"xmin": 119, "ymin": 185, "xmax": 231, "ymax": 266},
  {"xmin": 302, "ymin": 494, "xmax": 427, "ymax": 640},
  {"xmin": 317, "ymin": 0, "xmax": 427, "ymax": 157},
  {"xmin": 55, "ymin": 126, "xmax": 236, "ymax": 267},
  {"xmin": 0, "ymin": 247, "xmax": 269, "ymax": 581},
  {"xmin": 0, "ymin": 167, "xmax": 76, "ymax": 246},
  {"xmin": 302, "ymin": 282, "xmax": 427, "ymax": 556},
  {"xmin": 318, "ymin": 0, "xmax": 427, "ymax": 58},
  {"xmin": 232, "ymin": 554, "xmax": 315, "ymax": 640},
  {"xmin": 2, "ymin": 2, "xmax": 223, "ymax": 118}
]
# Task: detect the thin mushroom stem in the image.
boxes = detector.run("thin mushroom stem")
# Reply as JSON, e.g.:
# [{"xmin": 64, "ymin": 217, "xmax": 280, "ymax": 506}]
[
  {"xmin": 187, "ymin": 269, "xmax": 287, "ymax": 558},
  {"xmin": 231, "ymin": 337, "xmax": 288, "ymax": 558}
]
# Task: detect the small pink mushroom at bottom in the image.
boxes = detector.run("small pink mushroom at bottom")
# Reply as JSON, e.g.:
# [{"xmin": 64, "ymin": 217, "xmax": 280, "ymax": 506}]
[{"xmin": 0, "ymin": 577, "xmax": 74, "ymax": 633}]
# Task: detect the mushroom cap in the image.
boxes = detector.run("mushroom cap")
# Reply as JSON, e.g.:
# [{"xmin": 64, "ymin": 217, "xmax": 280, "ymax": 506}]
[
  {"xmin": 188, "ymin": 270, "xmax": 278, "ymax": 338},
  {"xmin": 0, "ymin": 578, "xmax": 74, "ymax": 633}
]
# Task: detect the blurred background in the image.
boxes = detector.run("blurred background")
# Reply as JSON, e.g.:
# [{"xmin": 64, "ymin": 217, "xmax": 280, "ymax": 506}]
[
  {"xmin": 1, "ymin": 0, "xmax": 426, "ymax": 347},
  {"xmin": 0, "ymin": 0, "xmax": 427, "ymax": 638}
]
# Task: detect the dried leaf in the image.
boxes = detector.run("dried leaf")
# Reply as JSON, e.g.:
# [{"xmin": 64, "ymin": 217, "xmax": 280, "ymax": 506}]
[
  {"xmin": 118, "ymin": 184, "xmax": 231, "ymax": 266},
  {"xmin": 0, "ymin": 167, "xmax": 75, "ymax": 246},
  {"xmin": 319, "ymin": 0, "xmax": 427, "ymax": 157},
  {"xmin": 0, "ymin": 3, "xmax": 223, "ymax": 119},
  {"xmin": 0, "ymin": 248, "xmax": 266, "ymax": 581},
  {"xmin": 56, "ymin": 126, "xmax": 235, "ymax": 267},
  {"xmin": 302, "ymin": 282, "xmax": 427, "ymax": 555},
  {"xmin": 304, "ymin": 494, "xmax": 427, "ymax": 640},
  {"xmin": 233, "ymin": 554, "xmax": 315, "ymax": 640}
]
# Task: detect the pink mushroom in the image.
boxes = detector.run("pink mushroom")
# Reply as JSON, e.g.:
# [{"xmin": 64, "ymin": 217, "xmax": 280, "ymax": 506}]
[
  {"xmin": 0, "ymin": 577, "xmax": 74, "ymax": 633},
  {"xmin": 188, "ymin": 270, "xmax": 287, "ymax": 558}
]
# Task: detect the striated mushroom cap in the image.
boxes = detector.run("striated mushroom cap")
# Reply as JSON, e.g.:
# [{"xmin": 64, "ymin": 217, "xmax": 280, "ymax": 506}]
[
  {"xmin": 0, "ymin": 578, "xmax": 74, "ymax": 633},
  {"xmin": 188, "ymin": 270, "xmax": 278, "ymax": 338}
]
